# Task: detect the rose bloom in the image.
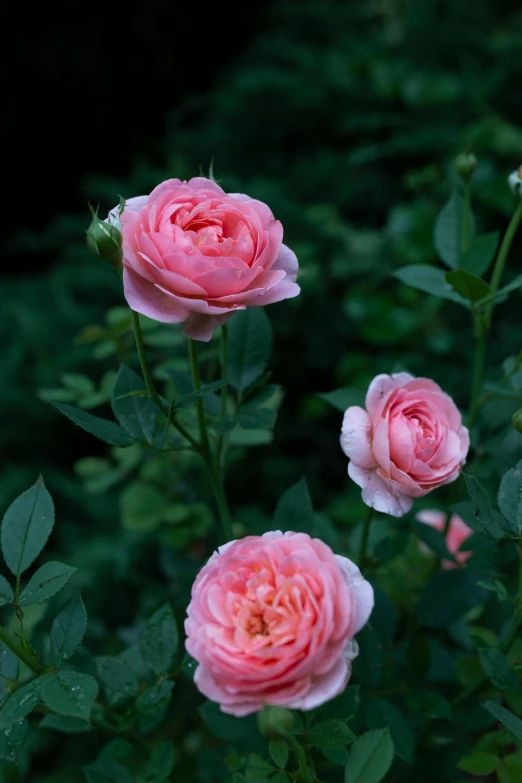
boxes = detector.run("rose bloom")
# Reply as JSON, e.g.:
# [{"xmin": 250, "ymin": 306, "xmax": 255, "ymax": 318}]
[
  {"xmin": 110, "ymin": 177, "xmax": 300, "ymax": 341},
  {"xmin": 341, "ymin": 373, "xmax": 470, "ymax": 518},
  {"xmin": 417, "ymin": 509, "xmax": 473, "ymax": 569},
  {"xmin": 185, "ymin": 531, "xmax": 373, "ymax": 716}
]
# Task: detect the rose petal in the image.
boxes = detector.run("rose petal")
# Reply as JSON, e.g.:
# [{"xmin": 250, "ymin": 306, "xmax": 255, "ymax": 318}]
[
  {"xmin": 348, "ymin": 462, "xmax": 413, "ymax": 517},
  {"xmin": 340, "ymin": 407, "xmax": 377, "ymax": 470},
  {"xmin": 123, "ymin": 267, "xmax": 190, "ymax": 324},
  {"xmin": 365, "ymin": 373, "xmax": 414, "ymax": 418}
]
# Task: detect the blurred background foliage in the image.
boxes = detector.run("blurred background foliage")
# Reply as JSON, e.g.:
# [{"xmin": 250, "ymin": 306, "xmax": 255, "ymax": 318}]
[{"xmin": 2, "ymin": 0, "xmax": 522, "ymax": 779}]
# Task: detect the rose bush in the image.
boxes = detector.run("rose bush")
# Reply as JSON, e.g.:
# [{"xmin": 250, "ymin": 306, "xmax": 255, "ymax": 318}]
[
  {"xmin": 110, "ymin": 177, "xmax": 300, "ymax": 341},
  {"xmin": 341, "ymin": 373, "xmax": 470, "ymax": 517},
  {"xmin": 185, "ymin": 531, "xmax": 373, "ymax": 716}
]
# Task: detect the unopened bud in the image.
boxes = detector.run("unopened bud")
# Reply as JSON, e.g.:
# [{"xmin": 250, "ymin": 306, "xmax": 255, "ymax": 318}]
[
  {"xmin": 508, "ymin": 167, "xmax": 522, "ymax": 198},
  {"xmin": 256, "ymin": 706, "xmax": 293, "ymax": 739},
  {"xmin": 512, "ymin": 408, "xmax": 522, "ymax": 434},
  {"xmin": 454, "ymin": 152, "xmax": 478, "ymax": 182},
  {"xmin": 86, "ymin": 206, "xmax": 123, "ymax": 269}
]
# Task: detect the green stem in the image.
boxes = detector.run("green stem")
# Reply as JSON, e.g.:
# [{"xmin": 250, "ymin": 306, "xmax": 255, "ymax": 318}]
[
  {"xmin": 187, "ymin": 339, "xmax": 210, "ymax": 454},
  {"xmin": 485, "ymin": 200, "xmax": 522, "ymax": 329},
  {"xmin": 462, "ymin": 182, "xmax": 472, "ymax": 255},
  {"xmin": 287, "ymin": 736, "xmax": 316, "ymax": 783},
  {"xmin": 453, "ymin": 544, "xmax": 522, "ymax": 708},
  {"xmin": 131, "ymin": 310, "xmax": 199, "ymax": 451},
  {"xmin": 216, "ymin": 323, "xmax": 229, "ymax": 470},
  {"xmin": 131, "ymin": 309, "xmax": 233, "ymax": 541},
  {"xmin": 467, "ymin": 202, "xmax": 522, "ymax": 426},
  {"xmin": 187, "ymin": 337, "xmax": 233, "ymax": 541},
  {"xmin": 0, "ymin": 625, "xmax": 44, "ymax": 674},
  {"xmin": 358, "ymin": 506, "xmax": 374, "ymax": 569},
  {"xmin": 203, "ymin": 461, "xmax": 234, "ymax": 542},
  {"xmin": 468, "ymin": 318, "xmax": 487, "ymax": 427}
]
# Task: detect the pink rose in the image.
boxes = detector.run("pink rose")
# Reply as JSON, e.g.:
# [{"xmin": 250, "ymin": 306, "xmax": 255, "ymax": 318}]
[
  {"xmin": 185, "ymin": 531, "xmax": 373, "ymax": 716},
  {"xmin": 416, "ymin": 509, "xmax": 473, "ymax": 569},
  {"xmin": 110, "ymin": 177, "xmax": 300, "ymax": 341},
  {"xmin": 341, "ymin": 373, "xmax": 470, "ymax": 518}
]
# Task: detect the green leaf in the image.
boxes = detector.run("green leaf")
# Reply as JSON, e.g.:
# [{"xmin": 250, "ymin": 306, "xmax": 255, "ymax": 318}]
[
  {"xmin": 478, "ymin": 648, "xmax": 519, "ymax": 694},
  {"xmin": 410, "ymin": 519, "xmax": 457, "ymax": 564},
  {"xmin": 0, "ymin": 677, "xmax": 45, "ymax": 729},
  {"xmin": 18, "ymin": 561, "xmax": 76, "ymax": 606},
  {"xmin": 112, "ymin": 365, "xmax": 158, "ymax": 444},
  {"xmin": 463, "ymin": 474, "xmax": 505, "ymax": 539},
  {"xmin": 41, "ymin": 671, "xmax": 98, "ymax": 721},
  {"xmin": 237, "ymin": 407, "xmax": 277, "ymax": 430},
  {"xmin": 0, "ymin": 719, "xmax": 29, "ymax": 760},
  {"xmin": 434, "ymin": 193, "xmax": 464, "ymax": 269},
  {"xmin": 345, "ymin": 728, "xmax": 394, "ymax": 783},
  {"xmin": 393, "ymin": 265, "xmax": 467, "ymax": 304},
  {"xmin": 445, "ymin": 269, "xmax": 491, "ymax": 303},
  {"xmin": 245, "ymin": 753, "xmax": 274, "ymax": 778},
  {"xmin": 49, "ymin": 402, "xmax": 135, "ymax": 447},
  {"xmin": 318, "ymin": 388, "xmax": 365, "ymax": 412},
  {"xmin": 40, "ymin": 714, "xmax": 93, "ymax": 733},
  {"xmin": 135, "ymin": 681, "xmax": 174, "ymax": 714},
  {"xmin": 418, "ymin": 569, "xmax": 488, "ymax": 628},
  {"xmin": 365, "ymin": 699, "xmax": 414, "ymax": 764},
  {"xmin": 175, "ymin": 380, "xmax": 227, "ymax": 410},
  {"xmin": 0, "ymin": 641, "xmax": 19, "ymax": 684},
  {"xmin": 503, "ymin": 754, "xmax": 522, "ymax": 779},
  {"xmin": 96, "ymin": 657, "xmax": 138, "ymax": 705},
  {"xmin": 214, "ymin": 415, "xmax": 238, "ymax": 433},
  {"xmin": 146, "ymin": 741, "xmax": 175, "ymax": 783},
  {"xmin": 482, "ymin": 702, "xmax": 522, "ymax": 739},
  {"xmin": 50, "ymin": 592, "xmax": 87, "ymax": 664},
  {"xmin": 269, "ymin": 738, "xmax": 289, "ymax": 769},
  {"xmin": 0, "ymin": 576, "xmax": 13, "ymax": 607},
  {"xmin": 498, "ymin": 462, "xmax": 522, "ymax": 536},
  {"xmin": 199, "ymin": 700, "xmax": 256, "ymax": 741},
  {"xmin": 1, "ymin": 476, "xmax": 55, "ymax": 577},
  {"xmin": 461, "ymin": 232, "xmax": 500, "ymax": 276},
  {"xmin": 405, "ymin": 690, "xmax": 452, "ymax": 720},
  {"xmin": 141, "ymin": 603, "xmax": 179, "ymax": 676},
  {"xmin": 309, "ymin": 719, "xmax": 356, "ymax": 750},
  {"xmin": 84, "ymin": 761, "xmax": 134, "ymax": 783},
  {"xmin": 273, "ymin": 478, "xmax": 315, "ymax": 534},
  {"xmin": 457, "ymin": 752, "xmax": 499, "ymax": 774},
  {"xmin": 323, "ymin": 685, "xmax": 360, "ymax": 722},
  {"xmin": 496, "ymin": 274, "xmax": 522, "ymax": 299},
  {"xmin": 228, "ymin": 309, "xmax": 272, "ymax": 391}
]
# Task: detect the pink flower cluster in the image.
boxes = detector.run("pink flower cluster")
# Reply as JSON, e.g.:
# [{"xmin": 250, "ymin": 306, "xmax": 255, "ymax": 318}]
[
  {"xmin": 111, "ymin": 177, "xmax": 300, "ymax": 342},
  {"xmin": 185, "ymin": 531, "xmax": 373, "ymax": 716},
  {"xmin": 341, "ymin": 373, "xmax": 469, "ymax": 517}
]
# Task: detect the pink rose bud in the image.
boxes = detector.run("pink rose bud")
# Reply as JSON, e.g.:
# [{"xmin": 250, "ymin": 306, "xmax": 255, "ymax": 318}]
[
  {"xmin": 341, "ymin": 373, "xmax": 470, "ymax": 518},
  {"xmin": 110, "ymin": 178, "xmax": 300, "ymax": 342},
  {"xmin": 416, "ymin": 509, "xmax": 473, "ymax": 569},
  {"xmin": 257, "ymin": 706, "xmax": 294, "ymax": 738},
  {"xmin": 185, "ymin": 531, "xmax": 373, "ymax": 716},
  {"xmin": 86, "ymin": 206, "xmax": 123, "ymax": 269}
]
